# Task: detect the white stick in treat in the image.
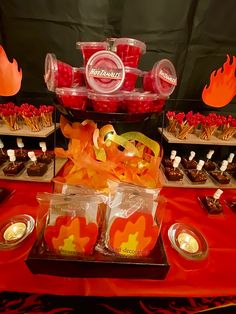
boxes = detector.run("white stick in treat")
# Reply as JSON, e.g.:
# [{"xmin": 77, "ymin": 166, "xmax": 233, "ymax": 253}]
[
  {"xmin": 227, "ymin": 153, "xmax": 235, "ymax": 164},
  {"xmin": 170, "ymin": 150, "xmax": 177, "ymax": 161},
  {"xmin": 206, "ymin": 150, "xmax": 214, "ymax": 160},
  {"xmin": 196, "ymin": 160, "xmax": 204, "ymax": 171},
  {"xmin": 213, "ymin": 189, "xmax": 223, "ymax": 201},
  {"xmin": 28, "ymin": 151, "xmax": 37, "ymax": 164},
  {"xmin": 173, "ymin": 156, "xmax": 181, "ymax": 169},
  {"xmin": 189, "ymin": 151, "xmax": 195, "ymax": 161},
  {"xmin": 39, "ymin": 142, "xmax": 47, "ymax": 154},
  {"xmin": 220, "ymin": 160, "xmax": 228, "ymax": 173},
  {"xmin": 9, "ymin": 154, "xmax": 16, "ymax": 163}
]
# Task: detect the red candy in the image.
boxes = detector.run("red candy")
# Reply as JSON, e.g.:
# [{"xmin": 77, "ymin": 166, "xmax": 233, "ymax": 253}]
[
  {"xmin": 113, "ymin": 38, "xmax": 146, "ymax": 68},
  {"xmin": 56, "ymin": 87, "xmax": 88, "ymax": 110},
  {"xmin": 151, "ymin": 98, "xmax": 166, "ymax": 112}
]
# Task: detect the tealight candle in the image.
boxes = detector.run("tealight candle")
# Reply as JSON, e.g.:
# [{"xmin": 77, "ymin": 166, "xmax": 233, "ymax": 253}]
[
  {"xmin": 3, "ymin": 222, "xmax": 26, "ymax": 241},
  {"xmin": 177, "ymin": 232, "xmax": 199, "ymax": 253}
]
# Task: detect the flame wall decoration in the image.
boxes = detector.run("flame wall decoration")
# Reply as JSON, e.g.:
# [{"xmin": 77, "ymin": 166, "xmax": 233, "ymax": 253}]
[
  {"xmin": 202, "ymin": 55, "xmax": 236, "ymax": 108},
  {"xmin": 0, "ymin": 46, "xmax": 22, "ymax": 96}
]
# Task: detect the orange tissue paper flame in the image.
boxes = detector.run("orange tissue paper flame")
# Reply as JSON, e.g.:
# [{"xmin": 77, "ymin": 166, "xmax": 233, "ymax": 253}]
[
  {"xmin": 0, "ymin": 45, "xmax": 22, "ymax": 96},
  {"xmin": 202, "ymin": 55, "xmax": 236, "ymax": 108}
]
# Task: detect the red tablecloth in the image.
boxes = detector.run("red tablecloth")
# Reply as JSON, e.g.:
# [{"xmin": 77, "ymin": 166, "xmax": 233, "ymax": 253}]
[{"xmin": 0, "ymin": 179, "xmax": 236, "ymax": 297}]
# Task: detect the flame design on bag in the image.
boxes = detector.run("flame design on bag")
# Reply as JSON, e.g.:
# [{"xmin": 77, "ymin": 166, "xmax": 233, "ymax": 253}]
[
  {"xmin": 0, "ymin": 45, "xmax": 22, "ymax": 96},
  {"xmin": 108, "ymin": 212, "xmax": 159, "ymax": 257},
  {"xmin": 202, "ymin": 54, "xmax": 236, "ymax": 108}
]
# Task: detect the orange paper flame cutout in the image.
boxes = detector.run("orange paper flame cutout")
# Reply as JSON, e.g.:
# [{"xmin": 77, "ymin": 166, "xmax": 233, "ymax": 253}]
[
  {"xmin": 202, "ymin": 55, "xmax": 236, "ymax": 108},
  {"xmin": 108, "ymin": 212, "xmax": 159, "ymax": 257},
  {"xmin": 0, "ymin": 45, "xmax": 22, "ymax": 96},
  {"xmin": 46, "ymin": 216, "xmax": 98, "ymax": 255}
]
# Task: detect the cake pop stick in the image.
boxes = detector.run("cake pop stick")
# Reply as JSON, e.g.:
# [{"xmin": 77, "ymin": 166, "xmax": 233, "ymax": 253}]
[
  {"xmin": 188, "ymin": 151, "xmax": 195, "ymax": 161},
  {"xmin": 0, "ymin": 139, "xmax": 5, "ymax": 155},
  {"xmin": 227, "ymin": 153, "xmax": 235, "ymax": 164},
  {"xmin": 206, "ymin": 150, "xmax": 214, "ymax": 161},
  {"xmin": 28, "ymin": 151, "xmax": 37, "ymax": 165},
  {"xmin": 213, "ymin": 189, "xmax": 223, "ymax": 203}
]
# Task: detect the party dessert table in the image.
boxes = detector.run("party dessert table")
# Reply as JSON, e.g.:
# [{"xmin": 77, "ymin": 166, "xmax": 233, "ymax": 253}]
[{"xmin": 0, "ymin": 179, "xmax": 236, "ymax": 297}]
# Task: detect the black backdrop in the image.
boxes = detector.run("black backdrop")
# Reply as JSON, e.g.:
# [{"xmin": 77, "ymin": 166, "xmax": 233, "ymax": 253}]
[{"xmin": 0, "ymin": 0, "xmax": 236, "ymax": 112}]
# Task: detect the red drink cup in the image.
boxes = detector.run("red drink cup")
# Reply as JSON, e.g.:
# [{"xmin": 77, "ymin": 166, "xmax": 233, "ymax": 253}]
[
  {"xmin": 56, "ymin": 87, "xmax": 88, "ymax": 110},
  {"xmin": 72, "ymin": 67, "xmax": 85, "ymax": 87},
  {"xmin": 88, "ymin": 92, "xmax": 123, "ymax": 113},
  {"xmin": 86, "ymin": 51, "xmax": 125, "ymax": 94},
  {"xmin": 121, "ymin": 67, "xmax": 142, "ymax": 91},
  {"xmin": 124, "ymin": 92, "xmax": 157, "ymax": 113},
  {"xmin": 113, "ymin": 38, "xmax": 146, "ymax": 68},
  {"xmin": 76, "ymin": 42, "xmax": 109, "ymax": 66},
  {"xmin": 143, "ymin": 59, "xmax": 177, "ymax": 97}
]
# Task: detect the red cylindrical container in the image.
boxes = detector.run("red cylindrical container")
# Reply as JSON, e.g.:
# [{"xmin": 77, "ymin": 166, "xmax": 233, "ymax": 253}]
[
  {"xmin": 88, "ymin": 92, "xmax": 123, "ymax": 113},
  {"xmin": 56, "ymin": 87, "xmax": 88, "ymax": 110},
  {"xmin": 76, "ymin": 42, "xmax": 109, "ymax": 66},
  {"xmin": 123, "ymin": 92, "xmax": 157, "ymax": 113},
  {"xmin": 121, "ymin": 67, "xmax": 142, "ymax": 91},
  {"xmin": 113, "ymin": 38, "xmax": 146, "ymax": 68}
]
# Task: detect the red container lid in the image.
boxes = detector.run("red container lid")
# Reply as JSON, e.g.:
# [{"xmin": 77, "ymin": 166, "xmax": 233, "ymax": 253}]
[
  {"xmin": 55, "ymin": 86, "xmax": 88, "ymax": 96},
  {"xmin": 124, "ymin": 67, "xmax": 143, "ymax": 76},
  {"xmin": 44, "ymin": 53, "xmax": 58, "ymax": 91},
  {"xmin": 85, "ymin": 51, "xmax": 125, "ymax": 94},
  {"xmin": 152, "ymin": 59, "xmax": 177, "ymax": 97}
]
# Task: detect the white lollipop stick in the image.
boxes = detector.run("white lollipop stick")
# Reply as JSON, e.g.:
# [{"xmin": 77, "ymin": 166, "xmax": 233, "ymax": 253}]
[
  {"xmin": 227, "ymin": 153, "xmax": 235, "ymax": 164},
  {"xmin": 213, "ymin": 189, "xmax": 223, "ymax": 201},
  {"xmin": 0, "ymin": 139, "xmax": 5, "ymax": 154},
  {"xmin": 196, "ymin": 160, "xmax": 204, "ymax": 171},
  {"xmin": 206, "ymin": 150, "xmax": 214, "ymax": 160},
  {"xmin": 189, "ymin": 151, "xmax": 195, "ymax": 161}
]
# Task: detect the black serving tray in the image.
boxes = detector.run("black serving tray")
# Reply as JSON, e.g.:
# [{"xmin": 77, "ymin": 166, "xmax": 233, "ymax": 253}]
[
  {"xmin": 26, "ymin": 235, "xmax": 170, "ymax": 280},
  {"xmin": 54, "ymin": 102, "xmax": 162, "ymax": 124}
]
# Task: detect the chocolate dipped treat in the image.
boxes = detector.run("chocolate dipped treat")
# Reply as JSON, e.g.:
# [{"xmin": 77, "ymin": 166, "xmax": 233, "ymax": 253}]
[
  {"xmin": 202, "ymin": 189, "xmax": 223, "ymax": 214},
  {"xmin": 165, "ymin": 167, "xmax": 183, "ymax": 181},
  {"xmin": 203, "ymin": 150, "xmax": 216, "ymax": 171},
  {"xmin": 162, "ymin": 150, "xmax": 176, "ymax": 168},
  {"xmin": 186, "ymin": 160, "xmax": 207, "ymax": 183},
  {"xmin": 37, "ymin": 153, "xmax": 53, "ymax": 164},
  {"xmin": 203, "ymin": 196, "xmax": 223, "ymax": 214},
  {"xmin": 15, "ymin": 150, "xmax": 29, "ymax": 162},
  {"xmin": 3, "ymin": 161, "xmax": 25, "ymax": 176},
  {"xmin": 211, "ymin": 160, "xmax": 231, "ymax": 184},
  {"xmin": 181, "ymin": 151, "xmax": 197, "ymax": 169},
  {"xmin": 210, "ymin": 171, "xmax": 231, "ymax": 184},
  {"xmin": 27, "ymin": 162, "xmax": 48, "ymax": 176},
  {"xmin": 226, "ymin": 153, "xmax": 236, "ymax": 173}
]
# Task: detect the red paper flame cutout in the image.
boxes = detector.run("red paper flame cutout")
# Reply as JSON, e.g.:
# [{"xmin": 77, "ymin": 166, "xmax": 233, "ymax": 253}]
[
  {"xmin": 202, "ymin": 55, "xmax": 236, "ymax": 108},
  {"xmin": 0, "ymin": 45, "xmax": 22, "ymax": 96}
]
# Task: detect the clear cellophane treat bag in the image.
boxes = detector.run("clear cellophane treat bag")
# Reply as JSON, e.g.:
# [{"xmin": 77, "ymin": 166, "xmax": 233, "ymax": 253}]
[
  {"xmin": 37, "ymin": 191, "xmax": 106, "ymax": 256},
  {"xmin": 96, "ymin": 182, "xmax": 162, "ymax": 258}
]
